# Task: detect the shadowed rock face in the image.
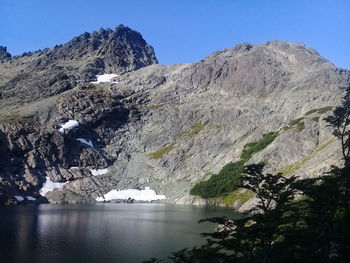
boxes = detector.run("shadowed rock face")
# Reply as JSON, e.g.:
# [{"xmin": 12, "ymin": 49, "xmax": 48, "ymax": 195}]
[
  {"xmin": 0, "ymin": 46, "xmax": 11, "ymax": 61},
  {"xmin": 0, "ymin": 25, "xmax": 157, "ymax": 102},
  {"xmin": 0, "ymin": 28, "xmax": 350, "ymax": 206}
]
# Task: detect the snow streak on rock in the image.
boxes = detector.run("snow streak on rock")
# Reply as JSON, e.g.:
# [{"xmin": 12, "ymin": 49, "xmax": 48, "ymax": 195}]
[
  {"xmin": 58, "ymin": 120, "xmax": 79, "ymax": 133},
  {"xmin": 90, "ymin": 168, "xmax": 109, "ymax": 176},
  {"xmin": 14, "ymin": 196, "xmax": 24, "ymax": 201},
  {"xmin": 77, "ymin": 138, "xmax": 93, "ymax": 147}
]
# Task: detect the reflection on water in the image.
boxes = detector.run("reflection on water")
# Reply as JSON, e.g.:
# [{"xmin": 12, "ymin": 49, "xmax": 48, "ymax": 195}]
[{"xmin": 0, "ymin": 204, "xmax": 237, "ymax": 263}]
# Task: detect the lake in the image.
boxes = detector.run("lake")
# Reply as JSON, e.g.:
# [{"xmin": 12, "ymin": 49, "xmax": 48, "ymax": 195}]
[{"xmin": 0, "ymin": 204, "xmax": 238, "ymax": 263}]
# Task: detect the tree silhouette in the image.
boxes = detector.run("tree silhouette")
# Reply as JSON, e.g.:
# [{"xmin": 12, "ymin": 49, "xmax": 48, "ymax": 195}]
[
  {"xmin": 186, "ymin": 164, "xmax": 297, "ymax": 263},
  {"xmin": 324, "ymin": 87, "xmax": 350, "ymax": 262}
]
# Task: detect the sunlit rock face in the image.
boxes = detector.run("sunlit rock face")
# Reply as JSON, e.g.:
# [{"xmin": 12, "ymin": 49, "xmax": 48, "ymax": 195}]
[{"xmin": 0, "ymin": 25, "xmax": 349, "ymax": 206}]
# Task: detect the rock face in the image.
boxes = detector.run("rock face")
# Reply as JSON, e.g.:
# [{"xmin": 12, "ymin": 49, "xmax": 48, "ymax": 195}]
[
  {"xmin": 0, "ymin": 46, "xmax": 11, "ymax": 61},
  {"xmin": 0, "ymin": 26, "xmax": 350, "ymax": 206}
]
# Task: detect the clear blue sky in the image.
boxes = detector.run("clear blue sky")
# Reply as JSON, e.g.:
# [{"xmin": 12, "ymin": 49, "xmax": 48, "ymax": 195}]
[{"xmin": 1, "ymin": 0, "xmax": 349, "ymax": 69}]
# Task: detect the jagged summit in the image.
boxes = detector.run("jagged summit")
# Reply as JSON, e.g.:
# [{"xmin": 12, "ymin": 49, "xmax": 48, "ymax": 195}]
[
  {"xmin": 0, "ymin": 25, "xmax": 157, "ymax": 102},
  {"xmin": 49, "ymin": 24, "xmax": 158, "ymax": 72}
]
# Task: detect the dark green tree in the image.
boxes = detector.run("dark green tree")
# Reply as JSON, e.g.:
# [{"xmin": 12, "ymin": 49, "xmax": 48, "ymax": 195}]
[
  {"xmin": 323, "ymin": 87, "xmax": 350, "ymax": 262},
  {"xmin": 193, "ymin": 164, "xmax": 297, "ymax": 263}
]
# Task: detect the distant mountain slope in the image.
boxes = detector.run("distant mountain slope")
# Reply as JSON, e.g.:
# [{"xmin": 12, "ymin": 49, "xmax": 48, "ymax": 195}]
[{"xmin": 0, "ymin": 26, "xmax": 349, "ymax": 207}]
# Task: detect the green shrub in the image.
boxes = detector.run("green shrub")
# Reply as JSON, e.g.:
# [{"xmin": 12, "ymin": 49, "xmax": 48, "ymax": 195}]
[
  {"xmin": 190, "ymin": 131, "xmax": 279, "ymax": 199},
  {"xmin": 190, "ymin": 161, "xmax": 245, "ymax": 198},
  {"xmin": 240, "ymin": 131, "xmax": 279, "ymax": 161}
]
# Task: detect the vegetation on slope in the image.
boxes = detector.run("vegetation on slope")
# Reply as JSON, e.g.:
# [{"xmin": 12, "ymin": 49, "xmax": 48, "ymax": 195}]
[
  {"xmin": 147, "ymin": 91, "xmax": 350, "ymax": 262},
  {"xmin": 149, "ymin": 144, "xmax": 175, "ymax": 159},
  {"xmin": 177, "ymin": 123, "xmax": 205, "ymax": 139},
  {"xmin": 190, "ymin": 161, "xmax": 245, "ymax": 198},
  {"xmin": 287, "ymin": 117, "xmax": 305, "ymax": 132},
  {"xmin": 222, "ymin": 188, "xmax": 254, "ymax": 206},
  {"xmin": 305, "ymin": 106, "xmax": 333, "ymax": 115},
  {"xmin": 190, "ymin": 131, "xmax": 279, "ymax": 198},
  {"xmin": 240, "ymin": 132, "xmax": 279, "ymax": 161},
  {"xmin": 279, "ymin": 139, "xmax": 334, "ymax": 175},
  {"xmin": 149, "ymin": 123, "xmax": 206, "ymax": 160}
]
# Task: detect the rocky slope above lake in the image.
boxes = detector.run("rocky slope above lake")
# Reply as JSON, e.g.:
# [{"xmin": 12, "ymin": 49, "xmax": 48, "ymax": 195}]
[{"xmin": 0, "ymin": 25, "xmax": 349, "ymax": 207}]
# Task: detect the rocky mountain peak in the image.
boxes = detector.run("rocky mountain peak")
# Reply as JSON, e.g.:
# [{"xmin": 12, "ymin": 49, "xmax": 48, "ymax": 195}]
[
  {"xmin": 262, "ymin": 40, "xmax": 331, "ymax": 70},
  {"xmin": 0, "ymin": 25, "xmax": 158, "ymax": 102},
  {"xmin": 51, "ymin": 24, "xmax": 158, "ymax": 72}
]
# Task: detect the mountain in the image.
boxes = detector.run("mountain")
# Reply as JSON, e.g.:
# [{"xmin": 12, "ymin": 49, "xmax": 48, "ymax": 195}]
[
  {"xmin": 0, "ymin": 25, "xmax": 157, "ymax": 102},
  {"xmin": 0, "ymin": 26, "xmax": 349, "ymax": 207}
]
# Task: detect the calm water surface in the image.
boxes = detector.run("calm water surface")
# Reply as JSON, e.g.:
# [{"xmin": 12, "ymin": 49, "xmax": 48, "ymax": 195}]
[{"xmin": 0, "ymin": 204, "xmax": 237, "ymax": 263}]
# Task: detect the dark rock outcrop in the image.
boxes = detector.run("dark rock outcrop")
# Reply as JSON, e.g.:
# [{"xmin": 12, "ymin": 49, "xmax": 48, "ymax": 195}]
[
  {"xmin": 0, "ymin": 85, "xmax": 135, "ymax": 204},
  {"xmin": 0, "ymin": 46, "xmax": 11, "ymax": 61}
]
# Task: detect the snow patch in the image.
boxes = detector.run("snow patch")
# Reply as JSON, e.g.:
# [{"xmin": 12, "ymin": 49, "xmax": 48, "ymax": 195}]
[
  {"xmin": 90, "ymin": 168, "xmax": 108, "ymax": 176},
  {"xmin": 96, "ymin": 187, "xmax": 166, "ymax": 202},
  {"xmin": 91, "ymin": 74, "xmax": 119, "ymax": 84},
  {"xmin": 26, "ymin": 196, "xmax": 36, "ymax": 201},
  {"xmin": 14, "ymin": 196, "xmax": 24, "ymax": 201},
  {"xmin": 77, "ymin": 138, "xmax": 93, "ymax": 147},
  {"xmin": 40, "ymin": 177, "xmax": 67, "ymax": 196},
  {"xmin": 58, "ymin": 120, "xmax": 79, "ymax": 133}
]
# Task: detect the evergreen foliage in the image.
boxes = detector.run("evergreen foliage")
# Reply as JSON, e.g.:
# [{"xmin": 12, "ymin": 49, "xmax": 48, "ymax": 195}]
[
  {"xmin": 240, "ymin": 132, "xmax": 279, "ymax": 161},
  {"xmin": 190, "ymin": 132, "xmax": 279, "ymax": 198},
  {"xmin": 190, "ymin": 161, "xmax": 245, "ymax": 198}
]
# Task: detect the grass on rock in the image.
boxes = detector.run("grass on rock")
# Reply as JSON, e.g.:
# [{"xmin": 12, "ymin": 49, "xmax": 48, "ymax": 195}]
[
  {"xmin": 312, "ymin": 116, "xmax": 320, "ymax": 122},
  {"xmin": 222, "ymin": 188, "xmax": 254, "ymax": 206},
  {"xmin": 240, "ymin": 132, "xmax": 279, "ymax": 161},
  {"xmin": 177, "ymin": 123, "xmax": 205, "ymax": 139},
  {"xmin": 149, "ymin": 144, "xmax": 175, "ymax": 159},
  {"xmin": 305, "ymin": 106, "xmax": 333, "ymax": 116},
  {"xmin": 286, "ymin": 118, "xmax": 305, "ymax": 132},
  {"xmin": 149, "ymin": 123, "xmax": 205, "ymax": 160},
  {"xmin": 279, "ymin": 139, "xmax": 334, "ymax": 175}
]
